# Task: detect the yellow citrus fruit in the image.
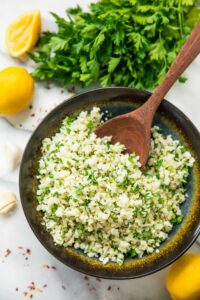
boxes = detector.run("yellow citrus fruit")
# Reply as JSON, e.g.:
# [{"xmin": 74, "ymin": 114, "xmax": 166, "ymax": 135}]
[
  {"xmin": 166, "ymin": 253, "xmax": 200, "ymax": 300},
  {"xmin": 6, "ymin": 10, "xmax": 41, "ymax": 57},
  {"xmin": 0, "ymin": 66, "xmax": 34, "ymax": 114}
]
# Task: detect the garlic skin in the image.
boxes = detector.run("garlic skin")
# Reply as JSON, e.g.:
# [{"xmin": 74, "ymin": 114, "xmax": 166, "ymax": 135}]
[
  {"xmin": 0, "ymin": 143, "xmax": 22, "ymax": 176},
  {"xmin": 0, "ymin": 192, "xmax": 17, "ymax": 215}
]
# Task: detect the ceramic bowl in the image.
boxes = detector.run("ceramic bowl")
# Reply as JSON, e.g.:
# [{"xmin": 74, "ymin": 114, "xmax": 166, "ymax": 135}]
[{"xmin": 20, "ymin": 87, "xmax": 200, "ymax": 279}]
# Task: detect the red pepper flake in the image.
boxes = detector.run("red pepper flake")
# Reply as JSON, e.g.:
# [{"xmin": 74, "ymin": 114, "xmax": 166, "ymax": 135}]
[
  {"xmin": 23, "ymin": 291, "xmax": 28, "ymax": 297},
  {"xmin": 51, "ymin": 266, "xmax": 56, "ymax": 270},
  {"xmin": 67, "ymin": 86, "xmax": 76, "ymax": 93},
  {"xmin": 18, "ymin": 246, "xmax": 24, "ymax": 249},
  {"xmin": 84, "ymin": 276, "xmax": 89, "ymax": 280},
  {"xmin": 26, "ymin": 249, "xmax": 31, "ymax": 254},
  {"xmin": 28, "ymin": 285, "xmax": 35, "ymax": 291},
  {"xmin": 42, "ymin": 264, "xmax": 50, "ymax": 269},
  {"xmin": 27, "ymin": 281, "xmax": 35, "ymax": 291},
  {"xmin": 16, "ymin": 288, "xmax": 19, "ymax": 292},
  {"xmin": 30, "ymin": 113, "xmax": 35, "ymax": 117},
  {"xmin": 5, "ymin": 249, "xmax": 11, "ymax": 257},
  {"xmin": 96, "ymin": 278, "xmax": 101, "ymax": 282},
  {"xmin": 61, "ymin": 285, "xmax": 66, "ymax": 290},
  {"xmin": 43, "ymin": 284, "xmax": 47, "ymax": 288},
  {"xmin": 107, "ymin": 286, "xmax": 112, "ymax": 291},
  {"xmin": 30, "ymin": 295, "xmax": 33, "ymax": 299}
]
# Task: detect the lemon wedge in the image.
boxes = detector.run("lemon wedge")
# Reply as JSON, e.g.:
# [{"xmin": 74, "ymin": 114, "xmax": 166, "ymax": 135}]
[{"xmin": 6, "ymin": 10, "xmax": 41, "ymax": 57}]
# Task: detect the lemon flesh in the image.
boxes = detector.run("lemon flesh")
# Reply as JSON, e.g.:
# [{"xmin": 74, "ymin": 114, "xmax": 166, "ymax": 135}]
[
  {"xmin": 0, "ymin": 67, "xmax": 34, "ymax": 114},
  {"xmin": 6, "ymin": 10, "xmax": 41, "ymax": 57}
]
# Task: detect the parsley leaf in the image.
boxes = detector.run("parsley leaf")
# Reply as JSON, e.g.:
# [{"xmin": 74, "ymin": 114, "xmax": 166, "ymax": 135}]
[
  {"xmin": 130, "ymin": 249, "xmax": 137, "ymax": 257},
  {"xmin": 108, "ymin": 57, "xmax": 121, "ymax": 73}
]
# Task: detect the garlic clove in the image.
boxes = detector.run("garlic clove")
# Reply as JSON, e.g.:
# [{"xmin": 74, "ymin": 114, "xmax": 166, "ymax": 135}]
[
  {"xmin": 4, "ymin": 143, "xmax": 22, "ymax": 169},
  {"xmin": 0, "ymin": 192, "xmax": 17, "ymax": 215},
  {"xmin": 0, "ymin": 143, "xmax": 22, "ymax": 176}
]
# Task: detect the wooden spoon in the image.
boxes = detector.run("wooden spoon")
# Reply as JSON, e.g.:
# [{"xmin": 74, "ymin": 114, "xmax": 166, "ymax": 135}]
[{"xmin": 96, "ymin": 21, "xmax": 200, "ymax": 167}]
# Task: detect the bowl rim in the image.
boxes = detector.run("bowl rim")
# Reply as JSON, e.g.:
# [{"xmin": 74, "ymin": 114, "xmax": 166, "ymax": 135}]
[{"xmin": 19, "ymin": 87, "xmax": 200, "ymax": 279}]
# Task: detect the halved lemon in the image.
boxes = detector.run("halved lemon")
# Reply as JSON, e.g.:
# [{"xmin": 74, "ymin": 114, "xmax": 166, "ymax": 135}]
[{"xmin": 6, "ymin": 10, "xmax": 41, "ymax": 58}]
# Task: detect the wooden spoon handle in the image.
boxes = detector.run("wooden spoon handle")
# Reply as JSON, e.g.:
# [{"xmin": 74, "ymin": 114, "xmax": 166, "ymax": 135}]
[{"xmin": 143, "ymin": 20, "xmax": 200, "ymax": 116}]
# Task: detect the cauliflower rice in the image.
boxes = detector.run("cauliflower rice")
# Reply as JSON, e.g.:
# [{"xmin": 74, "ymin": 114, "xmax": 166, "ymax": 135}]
[{"xmin": 36, "ymin": 107, "xmax": 194, "ymax": 264}]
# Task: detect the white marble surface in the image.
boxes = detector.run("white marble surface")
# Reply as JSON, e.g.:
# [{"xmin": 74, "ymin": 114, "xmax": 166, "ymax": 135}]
[{"xmin": 0, "ymin": 1, "xmax": 200, "ymax": 299}]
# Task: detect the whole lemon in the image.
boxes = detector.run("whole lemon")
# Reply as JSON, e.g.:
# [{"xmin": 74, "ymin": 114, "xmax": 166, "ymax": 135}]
[
  {"xmin": 0, "ymin": 66, "xmax": 34, "ymax": 114},
  {"xmin": 166, "ymin": 253, "xmax": 200, "ymax": 300}
]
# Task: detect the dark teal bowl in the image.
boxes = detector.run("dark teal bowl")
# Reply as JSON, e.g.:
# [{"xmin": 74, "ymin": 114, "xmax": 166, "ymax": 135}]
[{"xmin": 19, "ymin": 88, "xmax": 200, "ymax": 279}]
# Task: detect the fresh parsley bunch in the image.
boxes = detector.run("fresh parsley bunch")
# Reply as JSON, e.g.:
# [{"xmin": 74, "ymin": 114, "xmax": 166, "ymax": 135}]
[{"xmin": 30, "ymin": 0, "xmax": 200, "ymax": 89}]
